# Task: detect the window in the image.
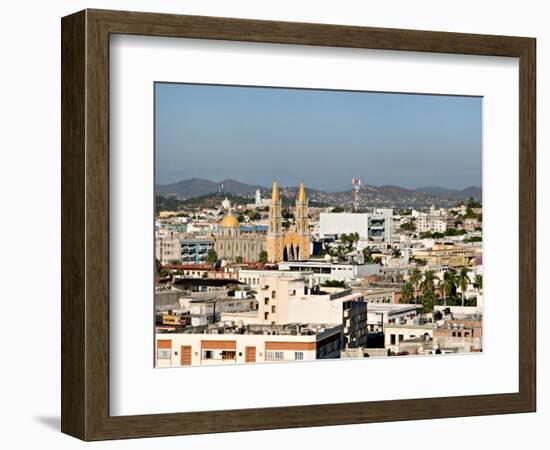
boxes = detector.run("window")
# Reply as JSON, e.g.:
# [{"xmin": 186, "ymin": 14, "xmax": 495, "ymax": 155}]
[
  {"xmin": 157, "ymin": 349, "xmax": 171, "ymax": 359},
  {"xmin": 457, "ymin": 332, "xmax": 462, "ymax": 337},
  {"xmin": 390, "ymin": 334, "xmax": 396, "ymax": 345},
  {"xmin": 221, "ymin": 350, "xmax": 236, "ymax": 360},
  {"xmin": 271, "ymin": 290, "xmax": 276, "ymax": 299},
  {"xmin": 264, "ymin": 297, "xmax": 269, "ymax": 305},
  {"xmin": 295, "ymin": 352, "xmax": 304, "ymax": 360},
  {"xmin": 452, "ymin": 331, "xmax": 456, "ymax": 337},
  {"xmin": 266, "ymin": 351, "xmax": 284, "ymax": 361},
  {"xmin": 264, "ymin": 312, "xmax": 269, "ymax": 320},
  {"xmin": 202, "ymin": 350, "xmax": 214, "ymax": 359},
  {"xmin": 465, "ymin": 332, "xmax": 470, "ymax": 337},
  {"xmin": 271, "ymin": 305, "xmax": 276, "ymax": 313},
  {"xmin": 398, "ymin": 334, "xmax": 404, "ymax": 343}
]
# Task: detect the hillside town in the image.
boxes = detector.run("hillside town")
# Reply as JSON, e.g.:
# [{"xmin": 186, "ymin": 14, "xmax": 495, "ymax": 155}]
[{"xmin": 155, "ymin": 180, "xmax": 483, "ymax": 367}]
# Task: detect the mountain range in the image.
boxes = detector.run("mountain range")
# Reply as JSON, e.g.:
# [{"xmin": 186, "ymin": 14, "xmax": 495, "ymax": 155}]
[{"xmin": 156, "ymin": 178, "xmax": 481, "ymax": 208}]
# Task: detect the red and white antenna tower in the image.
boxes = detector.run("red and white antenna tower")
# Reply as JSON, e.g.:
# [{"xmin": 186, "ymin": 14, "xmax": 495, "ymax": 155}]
[{"xmin": 352, "ymin": 177, "xmax": 361, "ymax": 211}]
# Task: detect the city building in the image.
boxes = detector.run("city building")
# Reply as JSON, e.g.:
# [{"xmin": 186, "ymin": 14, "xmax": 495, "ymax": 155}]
[
  {"xmin": 214, "ymin": 203, "xmax": 267, "ymax": 262},
  {"xmin": 416, "ymin": 214, "xmax": 455, "ymax": 233},
  {"xmin": 180, "ymin": 238, "xmax": 214, "ymax": 264},
  {"xmin": 255, "ymin": 275, "xmax": 366, "ymax": 327},
  {"xmin": 412, "ymin": 242, "xmax": 479, "ymax": 268},
  {"xmin": 156, "ymin": 323, "xmax": 343, "ymax": 367},
  {"xmin": 319, "ymin": 209, "xmax": 393, "ymax": 242},
  {"xmin": 267, "ymin": 180, "xmax": 311, "ymax": 262},
  {"xmin": 277, "ymin": 260, "xmax": 379, "ymax": 283},
  {"xmin": 384, "ymin": 318, "xmax": 434, "ymax": 353},
  {"xmin": 156, "ymin": 233, "xmax": 182, "ymax": 265}
]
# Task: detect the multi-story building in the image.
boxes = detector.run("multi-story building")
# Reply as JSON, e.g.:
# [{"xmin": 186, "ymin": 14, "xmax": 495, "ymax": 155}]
[
  {"xmin": 416, "ymin": 214, "xmax": 455, "ymax": 233},
  {"xmin": 155, "ymin": 234, "xmax": 214, "ymax": 265},
  {"xmin": 156, "ymin": 323, "xmax": 343, "ymax": 367},
  {"xmin": 277, "ymin": 260, "xmax": 379, "ymax": 284},
  {"xmin": 255, "ymin": 275, "xmax": 366, "ymax": 326},
  {"xmin": 156, "ymin": 234, "xmax": 183, "ymax": 265},
  {"xmin": 319, "ymin": 209, "xmax": 393, "ymax": 242},
  {"xmin": 180, "ymin": 238, "xmax": 214, "ymax": 264},
  {"xmin": 412, "ymin": 242, "xmax": 479, "ymax": 268}
]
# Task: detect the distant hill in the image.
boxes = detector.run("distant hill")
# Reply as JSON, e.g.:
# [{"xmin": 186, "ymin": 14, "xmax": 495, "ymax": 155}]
[
  {"xmin": 156, "ymin": 178, "xmax": 481, "ymax": 208},
  {"xmin": 414, "ymin": 186, "xmax": 482, "ymax": 202},
  {"xmin": 156, "ymin": 178, "xmax": 267, "ymax": 199}
]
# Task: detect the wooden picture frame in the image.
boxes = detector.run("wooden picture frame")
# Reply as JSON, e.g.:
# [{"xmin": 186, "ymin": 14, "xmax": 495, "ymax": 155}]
[{"xmin": 61, "ymin": 9, "xmax": 536, "ymax": 441}]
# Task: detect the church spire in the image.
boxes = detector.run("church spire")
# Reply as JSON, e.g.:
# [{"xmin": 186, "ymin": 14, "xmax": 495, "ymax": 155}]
[
  {"xmin": 271, "ymin": 180, "xmax": 280, "ymax": 202},
  {"xmin": 297, "ymin": 181, "xmax": 306, "ymax": 202}
]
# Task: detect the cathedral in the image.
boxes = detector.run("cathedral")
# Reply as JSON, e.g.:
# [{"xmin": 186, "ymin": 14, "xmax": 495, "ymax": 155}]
[
  {"xmin": 214, "ymin": 200, "xmax": 267, "ymax": 262},
  {"xmin": 266, "ymin": 180, "xmax": 311, "ymax": 263}
]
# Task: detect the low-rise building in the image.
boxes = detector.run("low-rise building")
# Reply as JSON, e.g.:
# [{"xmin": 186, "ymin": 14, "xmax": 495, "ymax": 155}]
[
  {"xmin": 278, "ymin": 260, "xmax": 379, "ymax": 283},
  {"xmin": 384, "ymin": 319, "xmax": 434, "ymax": 353},
  {"xmin": 156, "ymin": 323, "xmax": 343, "ymax": 367}
]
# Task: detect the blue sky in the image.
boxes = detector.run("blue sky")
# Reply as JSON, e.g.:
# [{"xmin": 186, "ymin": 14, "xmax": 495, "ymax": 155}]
[{"xmin": 155, "ymin": 82, "xmax": 482, "ymax": 191}]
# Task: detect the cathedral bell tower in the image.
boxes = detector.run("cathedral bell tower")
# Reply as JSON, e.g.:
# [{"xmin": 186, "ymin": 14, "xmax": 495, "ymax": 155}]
[
  {"xmin": 266, "ymin": 180, "xmax": 284, "ymax": 262},
  {"xmin": 295, "ymin": 182, "xmax": 310, "ymax": 259}
]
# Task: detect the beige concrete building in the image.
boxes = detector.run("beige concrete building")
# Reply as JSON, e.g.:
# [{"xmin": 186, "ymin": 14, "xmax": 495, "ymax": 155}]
[{"xmin": 412, "ymin": 242, "xmax": 479, "ymax": 268}]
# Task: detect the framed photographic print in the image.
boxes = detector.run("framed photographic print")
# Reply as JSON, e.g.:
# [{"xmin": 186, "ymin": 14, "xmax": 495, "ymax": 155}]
[{"xmin": 61, "ymin": 9, "xmax": 536, "ymax": 441}]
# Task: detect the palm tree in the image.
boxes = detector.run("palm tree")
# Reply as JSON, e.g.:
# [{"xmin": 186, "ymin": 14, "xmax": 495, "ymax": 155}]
[
  {"xmin": 340, "ymin": 233, "xmax": 350, "ymax": 250},
  {"xmin": 401, "ymin": 282, "xmax": 414, "ymax": 303},
  {"xmin": 409, "ymin": 268, "xmax": 422, "ymax": 302},
  {"xmin": 421, "ymin": 270, "xmax": 438, "ymax": 296},
  {"xmin": 442, "ymin": 269, "xmax": 457, "ymax": 306},
  {"xmin": 392, "ymin": 248, "xmax": 402, "ymax": 258},
  {"xmin": 457, "ymin": 266, "xmax": 471, "ymax": 307},
  {"xmin": 473, "ymin": 273, "xmax": 483, "ymax": 293},
  {"xmin": 363, "ymin": 247, "xmax": 374, "ymax": 264}
]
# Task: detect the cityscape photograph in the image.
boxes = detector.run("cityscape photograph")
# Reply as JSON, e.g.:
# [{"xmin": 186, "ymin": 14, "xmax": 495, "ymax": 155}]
[{"xmin": 154, "ymin": 82, "xmax": 483, "ymax": 368}]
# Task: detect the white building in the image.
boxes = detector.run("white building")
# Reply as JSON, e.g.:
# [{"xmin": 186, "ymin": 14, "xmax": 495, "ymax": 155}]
[
  {"xmin": 277, "ymin": 260, "xmax": 379, "ymax": 283},
  {"xmin": 319, "ymin": 210, "xmax": 393, "ymax": 242},
  {"xmin": 416, "ymin": 214, "xmax": 455, "ymax": 233}
]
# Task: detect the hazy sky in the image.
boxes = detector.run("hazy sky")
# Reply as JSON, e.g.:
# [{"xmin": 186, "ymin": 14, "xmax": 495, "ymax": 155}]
[{"xmin": 155, "ymin": 82, "xmax": 482, "ymax": 191}]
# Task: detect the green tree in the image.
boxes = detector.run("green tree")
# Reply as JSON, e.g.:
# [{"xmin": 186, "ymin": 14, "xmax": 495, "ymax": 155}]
[
  {"xmin": 409, "ymin": 268, "xmax": 422, "ymax": 303},
  {"xmin": 259, "ymin": 250, "xmax": 268, "ymax": 264},
  {"xmin": 401, "ymin": 282, "xmax": 414, "ymax": 303},
  {"xmin": 206, "ymin": 249, "xmax": 218, "ymax": 263},
  {"xmin": 421, "ymin": 291, "xmax": 437, "ymax": 314},
  {"xmin": 421, "ymin": 270, "xmax": 438, "ymax": 296},
  {"xmin": 400, "ymin": 222, "xmax": 415, "ymax": 232},
  {"xmin": 473, "ymin": 273, "xmax": 483, "ymax": 293},
  {"xmin": 349, "ymin": 232, "xmax": 360, "ymax": 247},
  {"xmin": 235, "ymin": 256, "xmax": 243, "ymax": 263},
  {"xmin": 442, "ymin": 269, "xmax": 457, "ymax": 306},
  {"xmin": 363, "ymin": 247, "xmax": 374, "ymax": 263},
  {"xmin": 457, "ymin": 266, "xmax": 471, "ymax": 307},
  {"xmin": 391, "ymin": 248, "xmax": 402, "ymax": 258}
]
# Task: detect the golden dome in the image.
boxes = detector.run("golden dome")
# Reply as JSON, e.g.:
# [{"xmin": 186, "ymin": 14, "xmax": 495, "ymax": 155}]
[{"xmin": 220, "ymin": 212, "xmax": 239, "ymax": 228}]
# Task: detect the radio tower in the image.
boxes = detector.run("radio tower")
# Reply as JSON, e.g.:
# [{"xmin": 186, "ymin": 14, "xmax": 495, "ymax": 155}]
[{"xmin": 352, "ymin": 177, "xmax": 361, "ymax": 212}]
